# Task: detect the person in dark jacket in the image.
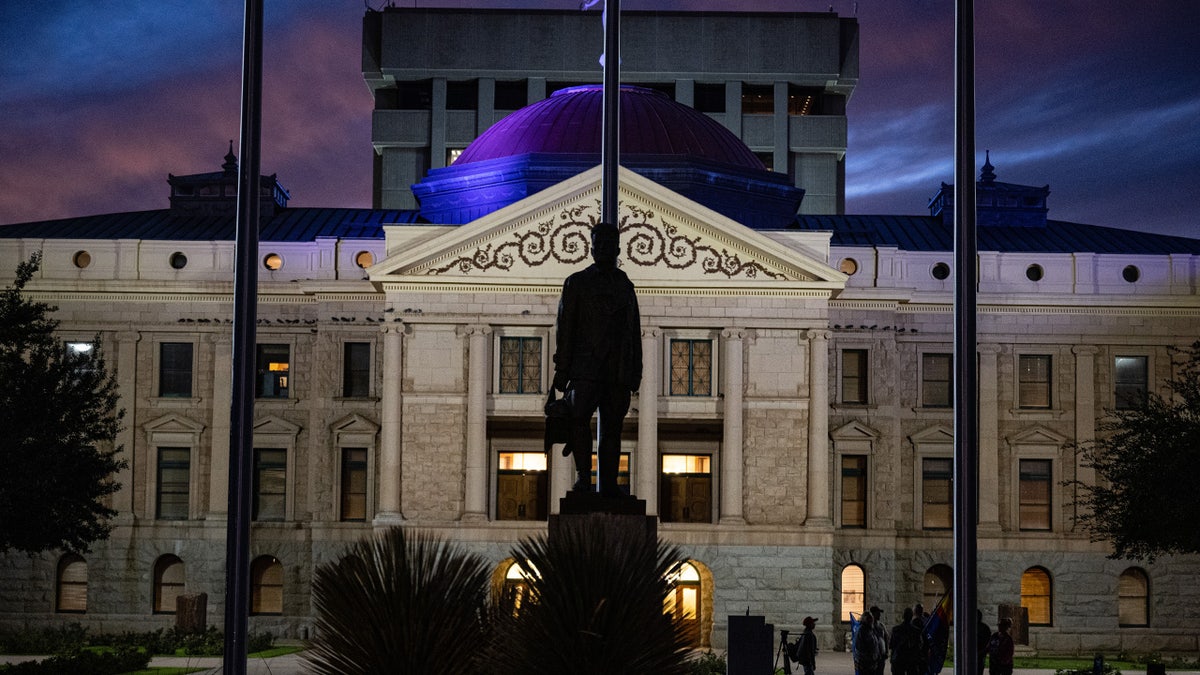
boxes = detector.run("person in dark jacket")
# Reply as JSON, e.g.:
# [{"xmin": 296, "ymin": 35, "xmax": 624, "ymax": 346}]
[
  {"xmin": 796, "ymin": 616, "xmax": 819, "ymax": 675},
  {"xmin": 890, "ymin": 607, "xmax": 923, "ymax": 675},
  {"xmin": 987, "ymin": 618, "xmax": 1015, "ymax": 675},
  {"xmin": 552, "ymin": 222, "xmax": 642, "ymax": 497}
]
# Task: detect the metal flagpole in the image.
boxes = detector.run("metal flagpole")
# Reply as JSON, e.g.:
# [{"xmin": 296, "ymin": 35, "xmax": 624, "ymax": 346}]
[
  {"xmin": 600, "ymin": 0, "xmax": 620, "ymax": 225},
  {"xmin": 953, "ymin": 0, "xmax": 980, "ymax": 672},
  {"xmin": 223, "ymin": 0, "xmax": 263, "ymax": 672}
]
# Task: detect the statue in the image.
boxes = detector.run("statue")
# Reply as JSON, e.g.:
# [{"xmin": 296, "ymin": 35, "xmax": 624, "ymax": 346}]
[{"xmin": 550, "ymin": 222, "xmax": 642, "ymax": 497}]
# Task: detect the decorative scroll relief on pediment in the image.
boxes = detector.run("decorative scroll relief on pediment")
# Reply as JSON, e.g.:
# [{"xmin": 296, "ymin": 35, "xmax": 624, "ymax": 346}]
[{"xmin": 422, "ymin": 199, "xmax": 797, "ymax": 281}]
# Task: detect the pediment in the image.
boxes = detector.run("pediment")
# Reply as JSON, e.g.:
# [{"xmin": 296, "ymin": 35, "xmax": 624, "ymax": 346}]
[
  {"xmin": 143, "ymin": 413, "xmax": 205, "ymax": 435},
  {"xmin": 253, "ymin": 415, "xmax": 301, "ymax": 437},
  {"xmin": 370, "ymin": 166, "xmax": 845, "ymax": 294},
  {"xmin": 909, "ymin": 425, "xmax": 954, "ymax": 445},
  {"xmin": 1007, "ymin": 426, "xmax": 1068, "ymax": 446},
  {"xmin": 831, "ymin": 420, "xmax": 880, "ymax": 441},
  {"xmin": 331, "ymin": 413, "xmax": 379, "ymax": 435}
]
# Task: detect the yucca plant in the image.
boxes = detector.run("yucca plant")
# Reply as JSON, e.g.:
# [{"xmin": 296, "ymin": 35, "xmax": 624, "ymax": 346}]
[
  {"xmin": 304, "ymin": 527, "xmax": 492, "ymax": 674},
  {"xmin": 485, "ymin": 514, "xmax": 693, "ymax": 675}
]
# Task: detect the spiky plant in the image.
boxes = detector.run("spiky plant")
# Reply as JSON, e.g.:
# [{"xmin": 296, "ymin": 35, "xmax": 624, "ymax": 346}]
[
  {"xmin": 304, "ymin": 527, "xmax": 492, "ymax": 674},
  {"xmin": 486, "ymin": 514, "xmax": 693, "ymax": 675}
]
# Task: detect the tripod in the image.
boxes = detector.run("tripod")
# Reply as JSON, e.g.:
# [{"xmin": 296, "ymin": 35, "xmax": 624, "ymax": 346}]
[{"xmin": 774, "ymin": 629, "xmax": 794, "ymax": 675}]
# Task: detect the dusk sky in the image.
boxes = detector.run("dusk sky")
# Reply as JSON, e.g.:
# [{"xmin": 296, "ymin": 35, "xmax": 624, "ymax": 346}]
[{"xmin": 2, "ymin": 0, "xmax": 1197, "ymax": 238}]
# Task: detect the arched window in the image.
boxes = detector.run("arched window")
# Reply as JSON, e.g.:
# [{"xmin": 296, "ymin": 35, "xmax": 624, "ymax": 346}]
[
  {"xmin": 666, "ymin": 562, "xmax": 703, "ymax": 648},
  {"xmin": 1118, "ymin": 568, "xmax": 1149, "ymax": 627},
  {"xmin": 1021, "ymin": 567, "xmax": 1052, "ymax": 626},
  {"xmin": 154, "ymin": 555, "xmax": 185, "ymax": 614},
  {"xmin": 841, "ymin": 564, "xmax": 865, "ymax": 621},
  {"xmin": 501, "ymin": 560, "xmax": 534, "ymax": 611},
  {"xmin": 923, "ymin": 564, "xmax": 952, "ymax": 610},
  {"xmin": 251, "ymin": 555, "xmax": 284, "ymax": 615},
  {"xmin": 56, "ymin": 554, "xmax": 88, "ymax": 613}
]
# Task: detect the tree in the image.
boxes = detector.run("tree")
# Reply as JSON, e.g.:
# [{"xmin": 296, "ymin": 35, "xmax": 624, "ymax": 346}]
[
  {"xmin": 1072, "ymin": 341, "xmax": 1200, "ymax": 560},
  {"xmin": 0, "ymin": 253, "xmax": 125, "ymax": 554}
]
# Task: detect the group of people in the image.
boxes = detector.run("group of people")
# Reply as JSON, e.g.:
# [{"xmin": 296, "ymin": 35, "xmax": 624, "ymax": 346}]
[{"xmin": 847, "ymin": 605, "xmax": 1015, "ymax": 675}]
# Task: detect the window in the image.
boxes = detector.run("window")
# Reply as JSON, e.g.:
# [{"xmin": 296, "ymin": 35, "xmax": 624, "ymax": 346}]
[
  {"xmin": 841, "ymin": 455, "xmax": 867, "ymax": 528},
  {"xmin": 741, "ymin": 84, "xmax": 773, "ymax": 114},
  {"xmin": 1114, "ymin": 356, "xmax": 1148, "ymax": 409},
  {"xmin": 56, "ymin": 555, "xmax": 87, "ymax": 613},
  {"xmin": 670, "ymin": 339, "xmax": 712, "ymax": 396},
  {"xmin": 446, "ymin": 79, "xmax": 478, "ymax": 110},
  {"xmin": 253, "ymin": 449, "xmax": 287, "ymax": 521},
  {"xmin": 841, "ymin": 564, "xmax": 865, "ymax": 621},
  {"xmin": 1021, "ymin": 567, "xmax": 1053, "ymax": 626},
  {"xmin": 581, "ymin": 453, "xmax": 631, "ymax": 495},
  {"xmin": 65, "ymin": 341, "xmax": 96, "ymax": 377},
  {"xmin": 659, "ymin": 454, "xmax": 712, "ymax": 523},
  {"xmin": 499, "ymin": 336, "xmax": 542, "ymax": 394},
  {"xmin": 693, "ymin": 82, "xmax": 726, "ymax": 113},
  {"xmin": 1018, "ymin": 355, "xmax": 1052, "ymax": 409},
  {"xmin": 665, "ymin": 562, "xmax": 703, "ymax": 648},
  {"xmin": 154, "ymin": 555, "xmax": 185, "ymax": 614},
  {"xmin": 1018, "ymin": 459, "xmax": 1052, "ymax": 531},
  {"xmin": 922, "ymin": 353, "xmax": 953, "ymax": 408},
  {"xmin": 342, "ymin": 342, "xmax": 371, "ymax": 398},
  {"xmin": 921, "ymin": 458, "xmax": 952, "ymax": 529},
  {"xmin": 250, "ymin": 556, "xmax": 284, "ymax": 615},
  {"xmin": 1118, "ymin": 568, "xmax": 1149, "ymax": 627},
  {"xmin": 341, "ymin": 448, "xmax": 368, "ymax": 522},
  {"xmin": 496, "ymin": 451, "xmax": 548, "ymax": 520},
  {"xmin": 494, "ymin": 80, "xmax": 527, "ymax": 110},
  {"xmin": 156, "ymin": 448, "xmax": 190, "ymax": 520},
  {"xmin": 256, "ymin": 344, "xmax": 290, "ymax": 398},
  {"xmin": 923, "ymin": 565, "xmax": 952, "ymax": 610},
  {"xmin": 841, "ymin": 349, "xmax": 868, "ymax": 404},
  {"xmin": 159, "ymin": 342, "xmax": 193, "ymax": 397},
  {"xmin": 502, "ymin": 560, "xmax": 533, "ymax": 610}
]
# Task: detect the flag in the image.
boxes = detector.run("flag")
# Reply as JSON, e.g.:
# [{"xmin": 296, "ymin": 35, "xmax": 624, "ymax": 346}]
[
  {"xmin": 848, "ymin": 612, "xmax": 861, "ymax": 675},
  {"xmin": 923, "ymin": 593, "xmax": 952, "ymax": 675}
]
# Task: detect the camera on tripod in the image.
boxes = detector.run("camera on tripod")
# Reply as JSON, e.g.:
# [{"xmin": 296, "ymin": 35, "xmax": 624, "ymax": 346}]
[{"xmin": 775, "ymin": 629, "xmax": 803, "ymax": 674}]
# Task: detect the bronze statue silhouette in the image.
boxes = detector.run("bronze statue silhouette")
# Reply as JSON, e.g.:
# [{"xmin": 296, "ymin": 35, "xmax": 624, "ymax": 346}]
[{"xmin": 551, "ymin": 222, "xmax": 642, "ymax": 497}]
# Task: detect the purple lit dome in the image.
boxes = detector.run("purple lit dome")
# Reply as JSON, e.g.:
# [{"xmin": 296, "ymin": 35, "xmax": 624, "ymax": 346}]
[{"xmin": 455, "ymin": 85, "xmax": 764, "ymax": 170}]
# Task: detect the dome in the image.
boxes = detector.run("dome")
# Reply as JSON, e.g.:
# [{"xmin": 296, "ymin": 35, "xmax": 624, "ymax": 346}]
[{"xmin": 455, "ymin": 85, "xmax": 764, "ymax": 171}]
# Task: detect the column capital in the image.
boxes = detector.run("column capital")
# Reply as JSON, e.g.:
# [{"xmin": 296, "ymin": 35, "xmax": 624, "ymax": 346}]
[
  {"xmin": 978, "ymin": 343, "xmax": 1002, "ymax": 355},
  {"xmin": 805, "ymin": 329, "xmax": 831, "ymax": 342},
  {"xmin": 116, "ymin": 331, "xmax": 142, "ymax": 344},
  {"xmin": 381, "ymin": 321, "xmax": 408, "ymax": 336},
  {"xmin": 1072, "ymin": 345, "xmax": 1100, "ymax": 357},
  {"xmin": 721, "ymin": 328, "xmax": 747, "ymax": 341},
  {"xmin": 640, "ymin": 328, "xmax": 661, "ymax": 339},
  {"xmin": 204, "ymin": 332, "xmax": 232, "ymax": 346},
  {"xmin": 457, "ymin": 324, "xmax": 492, "ymax": 338}
]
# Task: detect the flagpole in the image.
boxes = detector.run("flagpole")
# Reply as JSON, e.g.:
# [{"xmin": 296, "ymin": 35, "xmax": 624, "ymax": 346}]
[{"xmin": 600, "ymin": 0, "xmax": 619, "ymax": 225}]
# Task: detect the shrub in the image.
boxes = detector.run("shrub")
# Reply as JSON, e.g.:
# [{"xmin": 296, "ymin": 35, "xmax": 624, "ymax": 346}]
[
  {"xmin": 0, "ymin": 624, "xmax": 87, "ymax": 655},
  {"xmin": 0, "ymin": 647, "xmax": 149, "ymax": 675},
  {"xmin": 689, "ymin": 650, "xmax": 727, "ymax": 675}
]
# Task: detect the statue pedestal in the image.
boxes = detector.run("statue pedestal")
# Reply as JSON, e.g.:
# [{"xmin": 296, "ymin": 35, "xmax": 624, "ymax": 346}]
[{"xmin": 548, "ymin": 493, "xmax": 657, "ymax": 545}]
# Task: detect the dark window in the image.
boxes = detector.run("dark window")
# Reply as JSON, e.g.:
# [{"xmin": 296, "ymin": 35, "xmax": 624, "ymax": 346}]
[
  {"xmin": 56, "ymin": 555, "xmax": 88, "ymax": 613},
  {"xmin": 1114, "ymin": 356, "xmax": 1148, "ymax": 409},
  {"xmin": 342, "ymin": 342, "xmax": 371, "ymax": 398},
  {"xmin": 499, "ymin": 337, "xmax": 542, "ymax": 394},
  {"xmin": 659, "ymin": 454, "xmax": 712, "ymax": 523},
  {"xmin": 496, "ymin": 451, "xmax": 548, "ymax": 521},
  {"xmin": 670, "ymin": 340, "xmax": 713, "ymax": 396},
  {"xmin": 159, "ymin": 342, "xmax": 193, "ymax": 398},
  {"xmin": 156, "ymin": 448, "xmax": 190, "ymax": 520},
  {"xmin": 693, "ymin": 82, "xmax": 726, "ymax": 113},
  {"xmin": 841, "ymin": 349, "xmax": 868, "ymax": 404},
  {"xmin": 255, "ymin": 344, "xmax": 290, "ymax": 399},
  {"xmin": 1018, "ymin": 354, "xmax": 1052, "ymax": 409},
  {"xmin": 494, "ymin": 80, "xmax": 527, "ymax": 110},
  {"xmin": 922, "ymin": 353, "xmax": 953, "ymax": 408},
  {"xmin": 446, "ymin": 80, "xmax": 478, "ymax": 110},
  {"xmin": 153, "ymin": 555, "xmax": 185, "ymax": 614},
  {"xmin": 741, "ymin": 84, "xmax": 773, "ymax": 114},
  {"xmin": 841, "ymin": 455, "xmax": 867, "ymax": 528},
  {"xmin": 253, "ymin": 449, "xmax": 287, "ymax": 521},
  {"xmin": 1019, "ymin": 459, "xmax": 1052, "ymax": 530},
  {"xmin": 341, "ymin": 448, "xmax": 368, "ymax": 522},
  {"xmin": 922, "ymin": 458, "xmax": 952, "ymax": 529},
  {"xmin": 1118, "ymin": 568, "xmax": 1149, "ymax": 627},
  {"xmin": 396, "ymin": 79, "xmax": 432, "ymax": 110}
]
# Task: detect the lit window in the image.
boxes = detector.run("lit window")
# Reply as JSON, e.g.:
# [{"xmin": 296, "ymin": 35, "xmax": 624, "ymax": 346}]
[
  {"xmin": 839, "ymin": 258, "xmax": 858, "ymax": 275},
  {"xmin": 841, "ymin": 350, "xmax": 868, "ymax": 404},
  {"xmin": 1018, "ymin": 459, "xmax": 1052, "ymax": 531},
  {"xmin": 340, "ymin": 448, "xmax": 368, "ymax": 522},
  {"xmin": 496, "ymin": 451, "xmax": 548, "ymax": 521},
  {"xmin": 499, "ymin": 337, "xmax": 542, "ymax": 394},
  {"xmin": 446, "ymin": 148, "xmax": 465, "ymax": 165},
  {"xmin": 1021, "ymin": 567, "xmax": 1052, "ymax": 626},
  {"xmin": 1118, "ymin": 568, "xmax": 1149, "ymax": 627},
  {"xmin": 922, "ymin": 353, "xmax": 953, "ymax": 408},
  {"xmin": 159, "ymin": 342, "xmax": 193, "ymax": 398},
  {"xmin": 342, "ymin": 342, "xmax": 371, "ymax": 398},
  {"xmin": 660, "ymin": 454, "xmax": 712, "ymax": 523},
  {"xmin": 670, "ymin": 339, "xmax": 712, "ymax": 396},
  {"xmin": 1018, "ymin": 355, "xmax": 1051, "ymax": 409},
  {"xmin": 841, "ymin": 564, "xmax": 864, "ymax": 621},
  {"xmin": 263, "ymin": 253, "xmax": 283, "ymax": 270},
  {"xmin": 503, "ymin": 561, "xmax": 534, "ymax": 610},
  {"xmin": 666, "ymin": 562, "xmax": 703, "ymax": 648},
  {"xmin": 1114, "ymin": 356, "xmax": 1148, "ymax": 410},
  {"xmin": 354, "ymin": 251, "xmax": 375, "ymax": 269},
  {"xmin": 157, "ymin": 448, "xmax": 190, "ymax": 520},
  {"xmin": 923, "ymin": 566, "xmax": 951, "ymax": 610},
  {"xmin": 56, "ymin": 555, "xmax": 88, "ymax": 613},
  {"xmin": 154, "ymin": 555, "xmax": 185, "ymax": 614},
  {"xmin": 253, "ymin": 449, "xmax": 287, "ymax": 521},
  {"xmin": 921, "ymin": 458, "xmax": 952, "ymax": 530},
  {"xmin": 256, "ymin": 344, "xmax": 290, "ymax": 398},
  {"xmin": 841, "ymin": 455, "xmax": 867, "ymax": 528},
  {"xmin": 251, "ymin": 556, "xmax": 284, "ymax": 615},
  {"xmin": 740, "ymin": 84, "xmax": 773, "ymax": 114}
]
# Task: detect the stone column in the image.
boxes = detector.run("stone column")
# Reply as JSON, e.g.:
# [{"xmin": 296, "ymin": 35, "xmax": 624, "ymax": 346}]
[
  {"xmin": 978, "ymin": 344, "xmax": 1002, "ymax": 531},
  {"xmin": 113, "ymin": 331, "xmax": 140, "ymax": 521},
  {"xmin": 720, "ymin": 329, "xmax": 746, "ymax": 525},
  {"xmin": 1072, "ymin": 345, "xmax": 1099, "ymax": 529},
  {"xmin": 375, "ymin": 324, "xmax": 405, "ymax": 525},
  {"xmin": 463, "ymin": 325, "xmax": 491, "ymax": 521},
  {"xmin": 207, "ymin": 333, "xmax": 232, "ymax": 520},
  {"xmin": 637, "ymin": 329, "xmax": 660, "ymax": 514},
  {"xmin": 805, "ymin": 330, "xmax": 832, "ymax": 526}
]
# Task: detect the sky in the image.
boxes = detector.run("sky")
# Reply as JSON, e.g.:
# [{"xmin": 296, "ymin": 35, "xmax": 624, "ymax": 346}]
[{"xmin": 1, "ymin": 0, "xmax": 1197, "ymax": 238}]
